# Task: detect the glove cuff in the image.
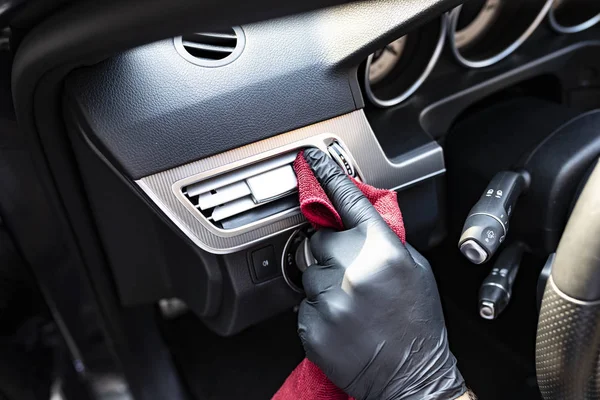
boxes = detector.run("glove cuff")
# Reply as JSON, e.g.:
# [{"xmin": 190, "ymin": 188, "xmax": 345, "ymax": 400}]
[{"xmin": 380, "ymin": 352, "xmax": 466, "ymax": 400}]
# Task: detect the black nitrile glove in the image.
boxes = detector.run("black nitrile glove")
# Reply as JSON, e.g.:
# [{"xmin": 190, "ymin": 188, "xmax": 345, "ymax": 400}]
[{"xmin": 298, "ymin": 148, "xmax": 466, "ymax": 400}]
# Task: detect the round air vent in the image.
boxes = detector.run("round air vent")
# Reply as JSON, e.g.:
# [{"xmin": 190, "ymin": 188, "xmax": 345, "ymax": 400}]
[{"xmin": 174, "ymin": 26, "xmax": 245, "ymax": 67}]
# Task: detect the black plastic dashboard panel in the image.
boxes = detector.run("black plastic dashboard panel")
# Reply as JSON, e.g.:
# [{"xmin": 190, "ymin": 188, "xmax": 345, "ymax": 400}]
[{"xmin": 63, "ymin": 0, "xmax": 462, "ymax": 179}]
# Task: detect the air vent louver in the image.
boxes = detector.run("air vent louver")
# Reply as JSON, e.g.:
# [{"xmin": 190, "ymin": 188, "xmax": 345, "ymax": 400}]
[
  {"xmin": 182, "ymin": 153, "xmax": 300, "ymax": 230},
  {"xmin": 174, "ymin": 26, "xmax": 245, "ymax": 67}
]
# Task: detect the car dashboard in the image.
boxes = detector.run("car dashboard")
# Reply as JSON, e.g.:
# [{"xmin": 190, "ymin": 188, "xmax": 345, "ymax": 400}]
[{"xmin": 55, "ymin": 0, "xmax": 600, "ymax": 336}]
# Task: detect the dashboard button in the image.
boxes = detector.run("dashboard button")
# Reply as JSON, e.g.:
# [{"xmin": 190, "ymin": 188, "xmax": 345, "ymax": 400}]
[{"xmin": 251, "ymin": 246, "xmax": 278, "ymax": 282}]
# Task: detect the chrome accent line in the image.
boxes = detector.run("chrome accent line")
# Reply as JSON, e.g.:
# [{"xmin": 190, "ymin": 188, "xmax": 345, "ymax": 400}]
[
  {"xmin": 391, "ymin": 168, "xmax": 445, "ymax": 191},
  {"xmin": 468, "ymin": 212, "xmax": 507, "ymax": 235},
  {"xmin": 482, "ymin": 282, "xmax": 511, "ymax": 299},
  {"xmin": 195, "ymin": 32, "xmax": 237, "ymax": 39},
  {"xmin": 480, "ymin": 301, "xmax": 496, "ymax": 320},
  {"xmin": 448, "ymin": 0, "xmax": 554, "ymax": 69},
  {"xmin": 549, "ymin": 276, "xmax": 600, "ymax": 307},
  {"xmin": 460, "ymin": 240, "xmax": 488, "ymax": 264},
  {"xmin": 281, "ymin": 228, "xmax": 306, "ymax": 294},
  {"xmin": 136, "ymin": 110, "xmax": 445, "ymax": 254},
  {"xmin": 364, "ymin": 15, "xmax": 447, "ymax": 108},
  {"xmin": 389, "ymin": 144, "xmax": 445, "ymax": 191},
  {"xmin": 548, "ymin": 3, "xmax": 600, "ymax": 34}
]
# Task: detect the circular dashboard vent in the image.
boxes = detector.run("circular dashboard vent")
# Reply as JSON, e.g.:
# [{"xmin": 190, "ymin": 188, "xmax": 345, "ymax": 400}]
[{"xmin": 174, "ymin": 26, "xmax": 245, "ymax": 67}]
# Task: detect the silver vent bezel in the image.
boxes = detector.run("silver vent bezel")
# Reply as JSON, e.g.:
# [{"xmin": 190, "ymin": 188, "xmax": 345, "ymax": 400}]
[
  {"xmin": 171, "ymin": 136, "xmax": 361, "ymax": 238},
  {"xmin": 174, "ymin": 26, "xmax": 245, "ymax": 67},
  {"xmin": 136, "ymin": 110, "xmax": 446, "ymax": 254}
]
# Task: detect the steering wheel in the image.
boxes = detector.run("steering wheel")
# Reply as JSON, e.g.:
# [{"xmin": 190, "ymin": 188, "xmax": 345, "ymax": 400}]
[{"xmin": 536, "ymin": 158, "xmax": 600, "ymax": 399}]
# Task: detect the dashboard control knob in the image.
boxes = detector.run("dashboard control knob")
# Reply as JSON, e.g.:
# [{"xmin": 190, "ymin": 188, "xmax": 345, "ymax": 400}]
[
  {"xmin": 281, "ymin": 227, "xmax": 315, "ymax": 292},
  {"xmin": 295, "ymin": 237, "xmax": 315, "ymax": 273},
  {"xmin": 328, "ymin": 141, "xmax": 356, "ymax": 177}
]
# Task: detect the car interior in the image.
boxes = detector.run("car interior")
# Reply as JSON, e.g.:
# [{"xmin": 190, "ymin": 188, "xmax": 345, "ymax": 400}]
[{"xmin": 1, "ymin": 0, "xmax": 600, "ymax": 399}]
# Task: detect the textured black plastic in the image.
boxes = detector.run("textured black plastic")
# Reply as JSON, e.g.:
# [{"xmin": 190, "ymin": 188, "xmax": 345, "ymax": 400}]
[
  {"xmin": 204, "ymin": 232, "xmax": 302, "ymax": 336},
  {"xmin": 520, "ymin": 110, "xmax": 600, "ymax": 253},
  {"xmin": 65, "ymin": 108, "xmax": 224, "ymax": 317},
  {"xmin": 536, "ymin": 281, "xmax": 600, "ymax": 399},
  {"xmin": 62, "ymin": 0, "xmax": 462, "ymax": 179}
]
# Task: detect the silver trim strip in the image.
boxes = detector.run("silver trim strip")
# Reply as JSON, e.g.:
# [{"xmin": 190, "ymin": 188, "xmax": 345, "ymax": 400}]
[
  {"xmin": 468, "ymin": 212, "xmax": 507, "ymax": 235},
  {"xmin": 281, "ymin": 228, "xmax": 306, "ymax": 294},
  {"xmin": 482, "ymin": 282, "xmax": 511, "ymax": 300},
  {"xmin": 548, "ymin": 276, "xmax": 600, "ymax": 307},
  {"xmin": 479, "ymin": 301, "xmax": 496, "ymax": 320},
  {"xmin": 548, "ymin": 2, "xmax": 600, "ymax": 34},
  {"xmin": 448, "ymin": 0, "xmax": 554, "ymax": 69},
  {"xmin": 364, "ymin": 15, "xmax": 447, "ymax": 108},
  {"xmin": 136, "ymin": 110, "xmax": 445, "ymax": 254}
]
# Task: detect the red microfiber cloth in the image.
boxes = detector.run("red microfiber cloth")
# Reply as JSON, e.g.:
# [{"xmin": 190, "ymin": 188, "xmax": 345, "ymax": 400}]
[{"xmin": 272, "ymin": 151, "xmax": 406, "ymax": 400}]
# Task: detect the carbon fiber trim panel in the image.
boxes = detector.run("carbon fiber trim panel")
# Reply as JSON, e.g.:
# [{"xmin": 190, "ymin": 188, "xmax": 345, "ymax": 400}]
[
  {"xmin": 536, "ymin": 277, "xmax": 600, "ymax": 400},
  {"xmin": 137, "ymin": 110, "xmax": 445, "ymax": 253}
]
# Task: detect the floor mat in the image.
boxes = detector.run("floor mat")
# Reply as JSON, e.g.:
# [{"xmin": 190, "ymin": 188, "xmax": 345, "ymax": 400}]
[{"xmin": 160, "ymin": 310, "xmax": 304, "ymax": 400}]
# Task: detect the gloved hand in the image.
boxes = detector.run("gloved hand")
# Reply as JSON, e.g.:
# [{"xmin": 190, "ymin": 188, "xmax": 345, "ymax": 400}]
[{"xmin": 298, "ymin": 148, "xmax": 467, "ymax": 400}]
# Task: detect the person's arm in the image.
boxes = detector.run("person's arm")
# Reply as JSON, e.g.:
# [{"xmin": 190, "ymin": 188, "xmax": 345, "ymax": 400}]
[
  {"xmin": 298, "ymin": 148, "xmax": 470, "ymax": 400},
  {"xmin": 457, "ymin": 390, "xmax": 477, "ymax": 399}
]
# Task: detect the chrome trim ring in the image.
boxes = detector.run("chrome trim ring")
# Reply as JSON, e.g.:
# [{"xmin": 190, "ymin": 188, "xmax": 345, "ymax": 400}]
[
  {"xmin": 173, "ymin": 26, "xmax": 246, "ymax": 68},
  {"xmin": 448, "ymin": 0, "xmax": 554, "ymax": 69},
  {"xmin": 548, "ymin": 1, "xmax": 600, "ymax": 34},
  {"xmin": 364, "ymin": 15, "xmax": 447, "ymax": 108},
  {"xmin": 281, "ymin": 228, "xmax": 306, "ymax": 294},
  {"xmin": 482, "ymin": 282, "xmax": 511, "ymax": 299},
  {"xmin": 468, "ymin": 212, "xmax": 507, "ymax": 235}
]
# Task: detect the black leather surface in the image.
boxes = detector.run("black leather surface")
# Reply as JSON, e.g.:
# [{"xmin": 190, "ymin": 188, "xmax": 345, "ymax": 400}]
[{"xmin": 63, "ymin": 0, "xmax": 461, "ymax": 179}]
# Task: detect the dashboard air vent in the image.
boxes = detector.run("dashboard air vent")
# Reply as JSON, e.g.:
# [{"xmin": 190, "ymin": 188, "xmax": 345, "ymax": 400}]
[
  {"xmin": 182, "ymin": 153, "xmax": 300, "ymax": 230},
  {"xmin": 174, "ymin": 26, "xmax": 245, "ymax": 67}
]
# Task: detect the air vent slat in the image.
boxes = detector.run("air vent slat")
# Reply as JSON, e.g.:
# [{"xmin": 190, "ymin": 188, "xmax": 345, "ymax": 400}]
[
  {"xmin": 212, "ymin": 196, "xmax": 259, "ymax": 222},
  {"xmin": 182, "ymin": 151, "xmax": 301, "ymax": 230},
  {"xmin": 246, "ymin": 165, "xmax": 297, "ymax": 203},
  {"xmin": 185, "ymin": 152, "xmax": 297, "ymax": 198},
  {"xmin": 175, "ymin": 26, "xmax": 245, "ymax": 67},
  {"xmin": 196, "ymin": 180, "xmax": 251, "ymax": 210},
  {"xmin": 181, "ymin": 41, "xmax": 235, "ymax": 54},
  {"xmin": 220, "ymin": 195, "xmax": 300, "ymax": 230},
  {"xmin": 194, "ymin": 32, "xmax": 237, "ymax": 40}
]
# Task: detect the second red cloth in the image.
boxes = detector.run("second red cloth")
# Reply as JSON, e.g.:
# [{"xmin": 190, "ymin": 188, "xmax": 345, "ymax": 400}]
[{"xmin": 272, "ymin": 151, "xmax": 406, "ymax": 400}]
